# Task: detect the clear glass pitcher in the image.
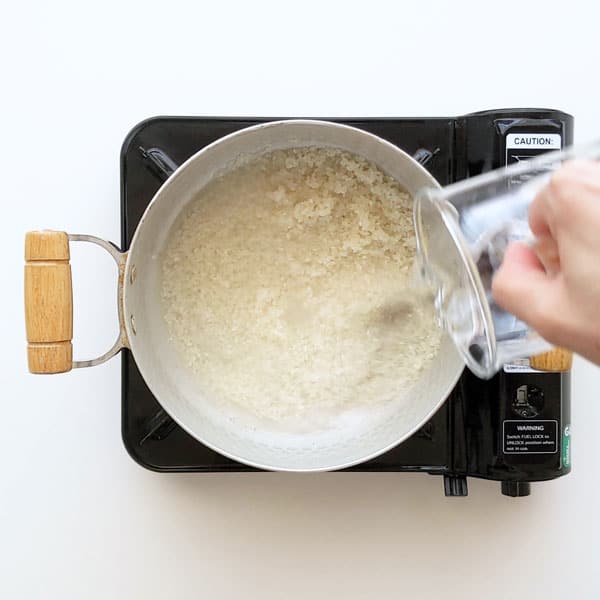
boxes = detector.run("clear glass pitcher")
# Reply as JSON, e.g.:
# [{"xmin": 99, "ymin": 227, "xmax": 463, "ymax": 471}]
[{"xmin": 414, "ymin": 140, "xmax": 600, "ymax": 379}]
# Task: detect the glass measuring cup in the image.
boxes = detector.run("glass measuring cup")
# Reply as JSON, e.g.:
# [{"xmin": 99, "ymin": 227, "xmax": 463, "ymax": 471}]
[{"xmin": 414, "ymin": 140, "xmax": 600, "ymax": 379}]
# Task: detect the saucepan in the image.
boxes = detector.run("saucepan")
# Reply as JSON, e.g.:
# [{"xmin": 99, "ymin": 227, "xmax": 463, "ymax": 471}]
[{"xmin": 24, "ymin": 120, "xmax": 471, "ymax": 471}]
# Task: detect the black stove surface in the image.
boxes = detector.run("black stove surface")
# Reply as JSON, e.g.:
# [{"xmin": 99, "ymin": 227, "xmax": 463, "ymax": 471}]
[{"xmin": 121, "ymin": 111, "xmax": 572, "ymax": 495}]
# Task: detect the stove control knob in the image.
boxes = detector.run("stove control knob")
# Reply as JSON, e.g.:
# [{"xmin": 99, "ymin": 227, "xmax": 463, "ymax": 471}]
[
  {"xmin": 501, "ymin": 481, "xmax": 531, "ymax": 497},
  {"xmin": 443, "ymin": 475, "xmax": 468, "ymax": 497}
]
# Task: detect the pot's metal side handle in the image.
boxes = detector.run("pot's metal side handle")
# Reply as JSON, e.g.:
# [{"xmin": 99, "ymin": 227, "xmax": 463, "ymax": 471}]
[
  {"xmin": 25, "ymin": 231, "xmax": 128, "ymax": 374},
  {"xmin": 68, "ymin": 233, "xmax": 129, "ymax": 369}
]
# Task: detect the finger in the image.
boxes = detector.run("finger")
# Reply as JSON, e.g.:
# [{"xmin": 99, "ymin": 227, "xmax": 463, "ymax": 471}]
[
  {"xmin": 492, "ymin": 242, "xmax": 558, "ymax": 328},
  {"xmin": 530, "ymin": 160, "xmax": 600, "ymax": 239},
  {"xmin": 558, "ymin": 158, "xmax": 600, "ymax": 184},
  {"xmin": 532, "ymin": 234, "xmax": 560, "ymax": 275},
  {"xmin": 528, "ymin": 184, "xmax": 553, "ymax": 238}
]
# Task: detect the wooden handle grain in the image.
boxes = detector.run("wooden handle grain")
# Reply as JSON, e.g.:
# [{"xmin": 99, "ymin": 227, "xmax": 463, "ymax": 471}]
[
  {"xmin": 24, "ymin": 231, "xmax": 73, "ymax": 374},
  {"xmin": 530, "ymin": 347, "xmax": 573, "ymax": 372}
]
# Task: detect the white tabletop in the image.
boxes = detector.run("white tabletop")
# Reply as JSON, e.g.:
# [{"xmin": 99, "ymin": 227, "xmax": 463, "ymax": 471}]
[{"xmin": 3, "ymin": 1, "xmax": 600, "ymax": 598}]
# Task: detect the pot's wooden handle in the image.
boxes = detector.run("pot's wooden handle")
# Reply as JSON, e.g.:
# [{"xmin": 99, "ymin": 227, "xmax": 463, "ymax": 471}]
[
  {"xmin": 530, "ymin": 347, "xmax": 573, "ymax": 372},
  {"xmin": 24, "ymin": 231, "xmax": 73, "ymax": 374}
]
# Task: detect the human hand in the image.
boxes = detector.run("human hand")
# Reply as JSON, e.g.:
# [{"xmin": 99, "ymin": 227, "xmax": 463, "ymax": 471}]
[{"xmin": 492, "ymin": 160, "xmax": 600, "ymax": 365}]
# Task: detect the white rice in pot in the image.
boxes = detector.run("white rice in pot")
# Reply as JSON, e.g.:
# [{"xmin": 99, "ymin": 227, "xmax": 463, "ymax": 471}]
[{"xmin": 160, "ymin": 147, "xmax": 441, "ymax": 426}]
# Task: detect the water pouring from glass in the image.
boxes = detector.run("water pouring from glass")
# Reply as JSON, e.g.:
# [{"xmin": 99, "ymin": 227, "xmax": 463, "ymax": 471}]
[{"xmin": 414, "ymin": 140, "xmax": 600, "ymax": 379}]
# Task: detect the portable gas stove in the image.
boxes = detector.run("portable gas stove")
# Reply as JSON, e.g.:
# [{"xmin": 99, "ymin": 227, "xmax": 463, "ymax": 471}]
[{"xmin": 121, "ymin": 109, "xmax": 573, "ymax": 496}]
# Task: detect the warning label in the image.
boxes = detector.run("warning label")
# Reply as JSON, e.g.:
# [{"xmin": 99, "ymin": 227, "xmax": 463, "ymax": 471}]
[
  {"xmin": 503, "ymin": 420, "xmax": 558, "ymax": 454},
  {"xmin": 504, "ymin": 132, "xmax": 562, "ymax": 186},
  {"xmin": 505, "ymin": 133, "xmax": 562, "ymax": 165}
]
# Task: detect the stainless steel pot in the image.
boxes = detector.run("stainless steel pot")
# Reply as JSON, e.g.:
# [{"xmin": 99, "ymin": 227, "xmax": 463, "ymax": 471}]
[{"xmin": 24, "ymin": 120, "xmax": 464, "ymax": 471}]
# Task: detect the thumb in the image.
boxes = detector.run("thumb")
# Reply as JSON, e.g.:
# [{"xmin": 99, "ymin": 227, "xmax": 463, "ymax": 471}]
[{"xmin": 492, "ymin": 242, "xmax": 556, "ymax": 328}]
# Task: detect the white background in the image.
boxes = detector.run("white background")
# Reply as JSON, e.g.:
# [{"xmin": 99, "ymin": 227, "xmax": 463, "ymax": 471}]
[{"xmin": 2, "ymin": 1, "xmax": 600, "ymax": 598}]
